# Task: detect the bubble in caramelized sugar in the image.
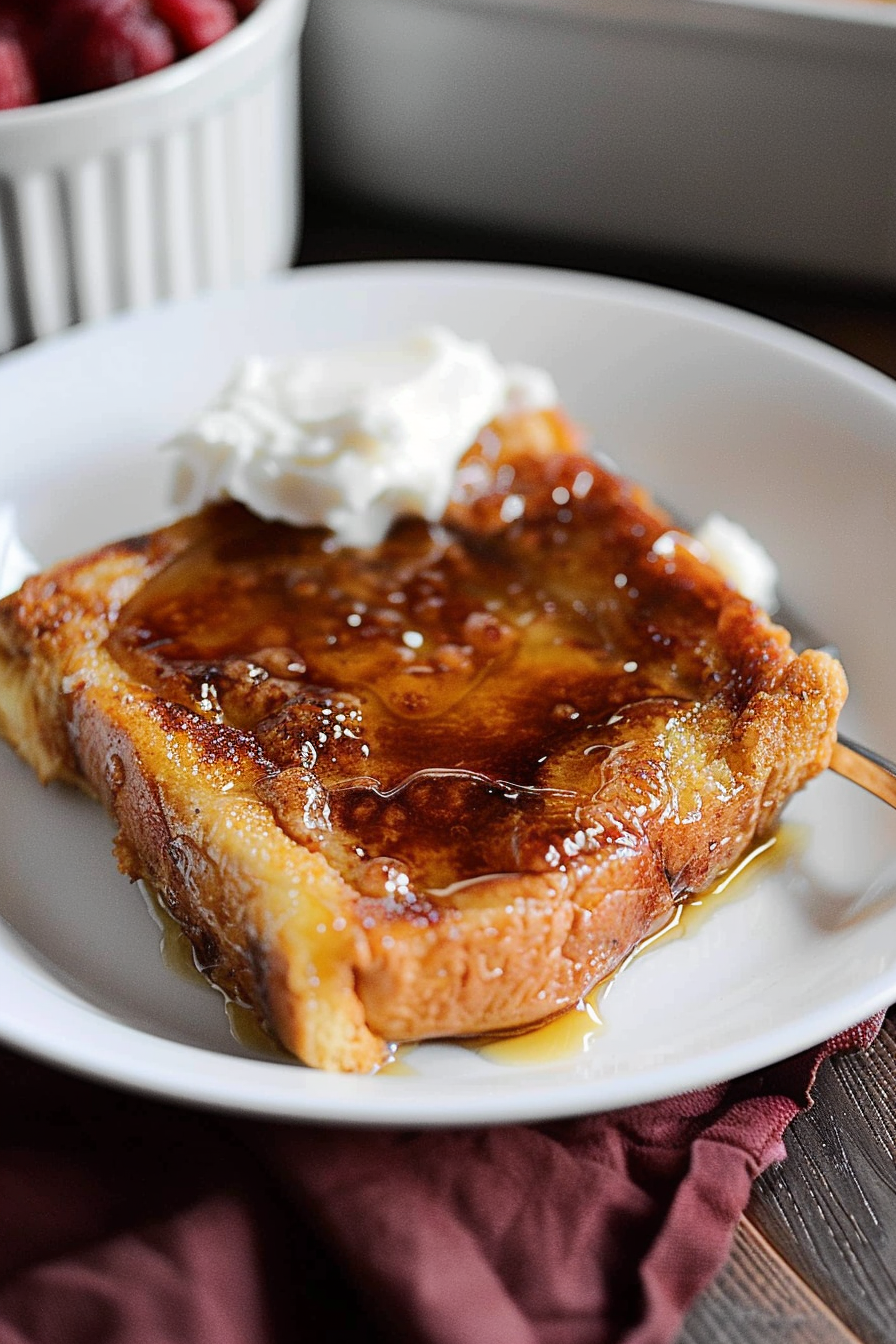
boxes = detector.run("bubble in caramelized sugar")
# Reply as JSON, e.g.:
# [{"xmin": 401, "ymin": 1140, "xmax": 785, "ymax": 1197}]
[{"xmin": 250, "ymin": 646, "xmax": 307, "ymax": 678}]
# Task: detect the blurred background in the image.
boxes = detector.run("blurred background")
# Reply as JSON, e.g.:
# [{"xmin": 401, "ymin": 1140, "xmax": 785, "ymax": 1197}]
[
  {"xmin": 1, "ymin": 0, "xmax": 895, "ymax": 371},
  {"xmin": 298, "ymin": 0, "xmax": 896, "ymax": 376}
]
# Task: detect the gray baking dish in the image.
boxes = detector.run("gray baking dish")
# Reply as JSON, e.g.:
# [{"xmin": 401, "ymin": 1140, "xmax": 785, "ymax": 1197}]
[{"xmin": 302, "ymin": 0, "xmax": 896, "ymax": 283}]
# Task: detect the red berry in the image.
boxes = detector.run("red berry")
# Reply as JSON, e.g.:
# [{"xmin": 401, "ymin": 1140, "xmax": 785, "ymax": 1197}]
[
  {"xmin": 34, "ymin": 1, "xmax": 176, "ymax": 99},
  {"xmin": 117, "ymin": 10, "xmax": 178, "ymax": 75},
  {"xmin": 0, "ymin": 2, "xmax": 34, "ymax": 40},
  {"xmin": 0, "ymin": 0, "xmax": 246, "ymax": 104},
  {"xmin": 151, "ymin": 0, "xmax": 236, "ymax": 54},
  {"xmin": 0, "ymin": 32, "xmax": 37, "ymax": 108}
]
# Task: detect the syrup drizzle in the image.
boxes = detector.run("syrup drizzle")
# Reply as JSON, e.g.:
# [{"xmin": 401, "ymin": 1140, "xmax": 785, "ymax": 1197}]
[
  {"xmin": 379, "ymin": 825, "xmax": 804, "ymax": 1072},
  {"xmin": 112, "ymin": 419, "xmax": 798, "ymax": 1051},
  {"xmin": 141, "ymin": 826, "xmax": 806, "ymax": 1071},
  {"xmin": 108, "ymin": 446, "xmax": 746, "ymax": 907},
  {"xmin": 139, "ymin": 880, "xmax": 291, "ymax": 1061}
]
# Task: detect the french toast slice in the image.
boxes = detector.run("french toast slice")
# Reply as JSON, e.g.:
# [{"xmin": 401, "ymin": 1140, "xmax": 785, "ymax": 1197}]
[{"xmin": 0, "ymin": 410, "xmax": 847, "ymax": 1071}]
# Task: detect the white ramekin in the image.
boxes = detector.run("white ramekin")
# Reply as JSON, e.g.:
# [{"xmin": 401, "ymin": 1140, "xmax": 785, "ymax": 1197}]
[{"xmin": 0, "ymin": 0, "xmax": 308, "ymax": 353}]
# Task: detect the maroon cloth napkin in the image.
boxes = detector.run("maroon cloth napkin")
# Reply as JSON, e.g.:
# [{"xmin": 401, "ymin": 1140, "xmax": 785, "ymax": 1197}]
[{"xmin": 0, "ymin": 1015, "xmax": 883, "ymax": 1344}]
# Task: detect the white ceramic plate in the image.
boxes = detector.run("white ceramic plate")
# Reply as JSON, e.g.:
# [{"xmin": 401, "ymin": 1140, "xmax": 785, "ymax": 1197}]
[{"xmin": 2, "ymin": 261, "xmax": 896, "ymax": 1126}]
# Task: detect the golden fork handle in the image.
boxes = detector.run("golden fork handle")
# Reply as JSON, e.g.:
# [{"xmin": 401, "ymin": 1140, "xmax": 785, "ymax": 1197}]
[{"xmin": 830, "ymin": 735, "xmax": 896, "ymax": 810}]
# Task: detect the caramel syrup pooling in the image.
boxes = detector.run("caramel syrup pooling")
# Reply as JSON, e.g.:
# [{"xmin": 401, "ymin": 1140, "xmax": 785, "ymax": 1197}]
[{"xmin": 108, "ymin": 411, "xmax": 758, "ymax": 922}]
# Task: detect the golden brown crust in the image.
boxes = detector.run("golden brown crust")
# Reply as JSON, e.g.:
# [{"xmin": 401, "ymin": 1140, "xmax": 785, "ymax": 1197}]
[{"xmin": 0, "ymin": 411, "xmax": 848, "ymax": 1070}]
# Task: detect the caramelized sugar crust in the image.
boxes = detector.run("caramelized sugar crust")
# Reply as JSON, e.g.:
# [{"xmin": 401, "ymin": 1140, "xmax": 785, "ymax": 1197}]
[{"xmin": 0, "ymin": 411, "xmax": 847, "ymax": 1068}]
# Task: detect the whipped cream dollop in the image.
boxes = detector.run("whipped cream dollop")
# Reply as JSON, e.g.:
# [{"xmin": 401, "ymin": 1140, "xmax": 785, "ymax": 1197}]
[
  {"xmin": 167, "ymin": 326, "xmax": 558, "ymax": 547},
  {"xmin": 694, "ymin": 511, "xmax": 779, "ymax": 610},
  {"xmin": 0, "ymin": 504, "xmax": 38, "ymax": 600}
]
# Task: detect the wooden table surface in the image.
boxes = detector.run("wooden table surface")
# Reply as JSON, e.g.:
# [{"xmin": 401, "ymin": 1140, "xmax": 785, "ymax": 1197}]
[{"xmin": 298, "ymin": 190, "xmax": 896, "ymax": 1344}]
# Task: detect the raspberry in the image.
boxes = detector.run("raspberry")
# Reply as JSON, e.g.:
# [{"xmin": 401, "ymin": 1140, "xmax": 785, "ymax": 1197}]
[
  {"xmin": 0, "ymin": 32, "xmax": 36, "ymax": 108},
  {"xmin": 114, "ymin": 10, "xmax": 177, "ymax": 75},
  {"xmin": 34, "ymin": 1, "xmax": 176, "ymax": 99},
  {"xmin": 0, "ymin": 0, "xmax": 249, "ymax": 104},
  {"xmin": 150, "ymin": 0, "xmax": 237, "ymax": 54}
]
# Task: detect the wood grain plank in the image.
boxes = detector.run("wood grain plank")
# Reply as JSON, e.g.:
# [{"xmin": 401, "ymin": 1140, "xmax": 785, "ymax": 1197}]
[
  {"xmin": 679, "ymin": 1217, "xmax": 862, "ymax": 1344},
  {"xmin": 746, "ymin": 1011, "xmax": 896, "ymax": 1344}
]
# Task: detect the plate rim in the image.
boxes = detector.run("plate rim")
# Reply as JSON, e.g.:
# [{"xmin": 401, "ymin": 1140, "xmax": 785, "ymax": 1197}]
[
  {"xmin": 1, "ymin": 256, "xmax": 895, "ymax": 1126},
  {"xmin": 0, "ymin": 949, "xmax": 894, "ymax": 1126},
  {"xmin": 5, "ymin": 256, "xmax": 896, "ymax": 413}
]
